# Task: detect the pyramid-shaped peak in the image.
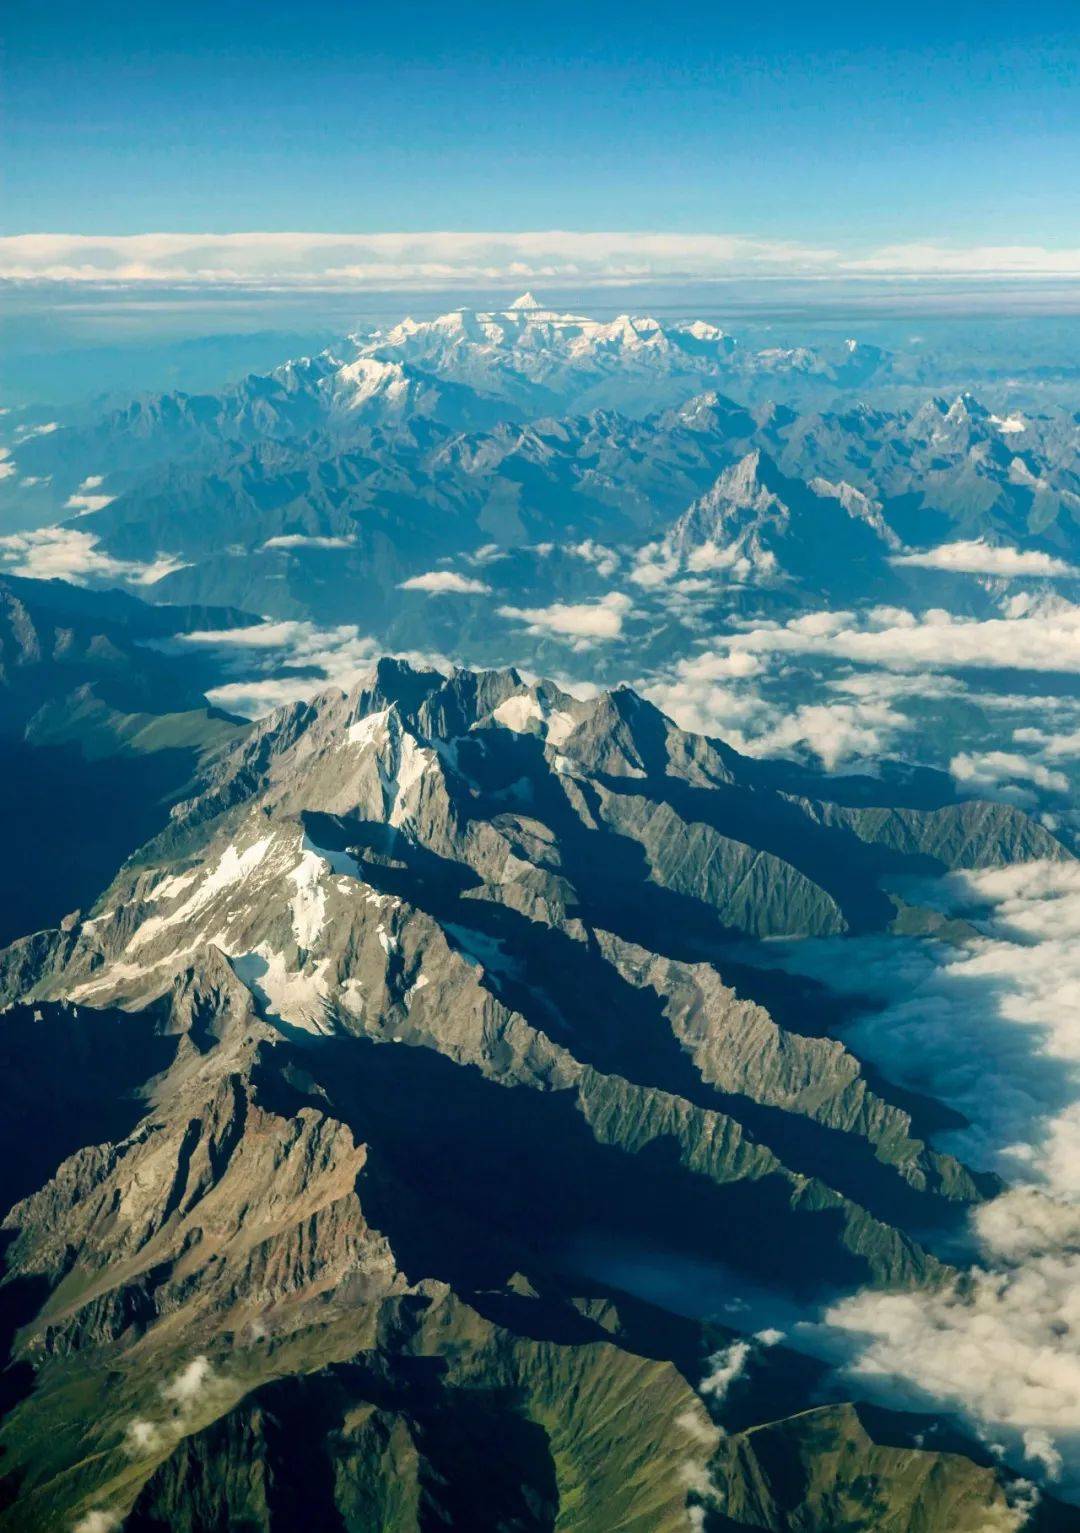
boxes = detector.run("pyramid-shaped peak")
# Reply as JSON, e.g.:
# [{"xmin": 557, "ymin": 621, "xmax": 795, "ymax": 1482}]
[
  {"xmin": 508, "ymin": 291, "xmax": 542, "ymax": 310},
  {"xmin": 669, "ymin": 390, "xmax": 752, "ymax": 429},
  {"xmin": 712, "ymin": 449, "xmax": 788, "ymax": 500},
  {"xmin": 946, "ymin": 392, "xmax": 990, "ymax": 420}
]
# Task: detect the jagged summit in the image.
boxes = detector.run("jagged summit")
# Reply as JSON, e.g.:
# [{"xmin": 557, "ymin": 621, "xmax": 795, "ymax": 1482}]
[
  {"xmin": 507, "ymin": 290, "xmax": 542, "ymax": 310},
  {"xmin": 705, "ymin": 448, "xmax": 790, "ymax": 504}
]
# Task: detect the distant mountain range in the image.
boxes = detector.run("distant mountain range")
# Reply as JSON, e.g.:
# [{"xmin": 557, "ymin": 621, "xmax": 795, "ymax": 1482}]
[{"xmin": 2, "ymin": 300, "xmax": 1078, "ymax": 680}]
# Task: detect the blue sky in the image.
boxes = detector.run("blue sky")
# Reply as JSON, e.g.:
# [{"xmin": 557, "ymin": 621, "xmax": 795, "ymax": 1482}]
[{"xmin": 4, "ymin": 0, "xmax": 1079, "ymax": 265}]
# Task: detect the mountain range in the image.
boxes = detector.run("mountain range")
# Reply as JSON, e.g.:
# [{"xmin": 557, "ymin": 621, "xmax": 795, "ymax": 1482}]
[
  {"xmin": 0, "ymin": 298, "xmax": 1078, "ymax": 1529},
  {"xmin": 3, "ymin": 303, "xmax": 1079, "ymax": 700},
  {"xmin": 0, "ymin": 657, "xmax": 1070, "ymax": 1530}
]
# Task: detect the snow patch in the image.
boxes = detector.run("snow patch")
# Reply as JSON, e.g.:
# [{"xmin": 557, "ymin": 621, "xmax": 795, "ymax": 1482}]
[
  {"xmin": 231, "ymin": 947, "xmax": 333, "ymax": 1034},
  {"xmin": 491, "ymin": 692, "xmax": 577, "ymax": 748},
  {"xmin": 492, "ymin": 693, "xmax": 545, "ymax": 733},
  {"xmin": 405, "ymin": 973, "xmax": 429, "ymax": 1006},
  {"xmin": 288, "ymin": 847, "xmax": 327, "ymax": 949},
  {"xmin": 348, "ymin": 707, "xmax": 391, "ymax": 749},
  {"xmin": 128, "ymin": 839, "xmax": 273, "ymax": 952}
]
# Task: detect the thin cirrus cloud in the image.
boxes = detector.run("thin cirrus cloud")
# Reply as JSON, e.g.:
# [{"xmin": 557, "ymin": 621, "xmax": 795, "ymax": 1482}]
[{"xmin": 4, "ymin": 232, "xmax": 1080, "ymax": 287}]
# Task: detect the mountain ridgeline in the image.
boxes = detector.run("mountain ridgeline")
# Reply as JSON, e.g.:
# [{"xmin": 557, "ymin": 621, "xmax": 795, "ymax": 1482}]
[{"xmin": 0, "ymin": 659, "xmax": 1070, "ymax": 1531}]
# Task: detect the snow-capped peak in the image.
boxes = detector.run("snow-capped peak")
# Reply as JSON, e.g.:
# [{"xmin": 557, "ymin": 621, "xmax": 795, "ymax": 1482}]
[{"xmin": 508, "ymin": 291, "xmax": 542, "ymax": 310}]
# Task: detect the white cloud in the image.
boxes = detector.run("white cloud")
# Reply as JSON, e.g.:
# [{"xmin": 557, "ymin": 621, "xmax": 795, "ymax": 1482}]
[
  {"xmin": 122, "ymin": 1355, "xmax": 230, "ymax": 1467},
  {"xmin": 73, "ymin": 1512, "xmax": 122, "ymax": 1533},
  {"xmin": 179, "ymin": 620, "xmax": 336, "ymax": 651},
  {"xmin": 0, "ymin": 526, "xmax": 186, "ymax": 585},
  {"xmin": 706, "ymin": 602, "xmax": 1080, "ymax": 674},
  {"xmin": 643, "ymin": 650, "xmax": 916, "ymax": 770},
  {"xmin": 699, "ymin": 1340, "xmax": 751, "ymax": 1402},
  {"xmin": 757, "ymin": 700, "xmax": 908, "ymax": 771},
  {"xmin": 567, "ymin": 540, "xmax": 620, "ymax": 578},
  {"xmin": 499, "ymin": 591, "xmax": 633, "ymax": 642},
  {"xmin": 161, "ymin": 1355, "xmax": 214, "ymax": 1409},
  {"xmin": 183, "ymin": 621, "xmax": 379, "ymax": 716},
  {"xmin": 468, "ymin": 542, "xmax": 509, "ymax": 567},
  {"xmin": 206, "ymin": 676, "xmax": 337, "ymax": 714},
  {"xmin": 398, "ymin": 570, "xmax": 491, "ymax": 595},
  {"xmin": 263, "ymin": 534, "xmax": 355, "ymax": 550},
  {"xmin": 630, "ymin": 542, "xmax": 681, "ymax": 589},
  {"xmin": 847, "ymin": 242, "xmax": 1080, "ymax": 276},
  {"xmin": 1014, "ymin": 727, "xmax": 1080, "ymax": 760},
  {"xmin": 828, "ymin": 669, "xmax": 967, "ymax": 703},
  {"xmin": 5, "ymin": 231, "xmax": 1080, "ymax": 288},
  {"xmin": 65, "ymin": 475, "xmax": 116, "ymax": 516},
  {"xmin": 769, "ymin": 862, "xmax": 1080, "ymax": 1498},
  {"xmin": 892, "ymin": 541, "xmax": 1078, "ymax": 579},
  {"xmin": 1023, "ymin": 1429, "xmax": 1065, "ymax": 1481},
  {"xmin": 950, "ymin": 750, "xmax": 1069, "ymax": 804},
  {"xmin": 821, "ymin": 1263, "xmax": 1080, "ymax": 1480},
  {"xmin": 65, "ymin": 499, "xmax": 115, "ymax": 518}
]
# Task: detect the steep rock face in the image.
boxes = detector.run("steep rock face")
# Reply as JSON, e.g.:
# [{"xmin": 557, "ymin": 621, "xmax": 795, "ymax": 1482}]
[
  {"xmin": 0, "ymin": 661, "xmax": 1069, "ymax": 1531},
  {"xmin": 2, "ymin": 957, "xmax": 400, "ymax": 1366},
  {"xmin": 0, "ymin": 575, "xmax": 248, "ymax": 725},
  {"xmin": 667, "ymin": 449, "xmax": 895, "ymax": 596}
]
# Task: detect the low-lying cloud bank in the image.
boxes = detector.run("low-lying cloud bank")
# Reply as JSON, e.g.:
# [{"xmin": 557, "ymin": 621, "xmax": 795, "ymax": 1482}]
[
  {"xmin": 0, "ymin": 526, "xmax": 186, "ymax": 586},
  {"xmin": 710, "ymin": 602, "xmax": 1080, "ymax": 674},
  {"xmin": 5, "ymin": 231, "xmax": 1080, "ymax": 287},
  {"xmin": 642, "ymin": 597, "xmax": 1080, "ymax": 787},
  {"xmin": 771, "ymin": 862, "xmax": 1080, "ymax": 1501}
]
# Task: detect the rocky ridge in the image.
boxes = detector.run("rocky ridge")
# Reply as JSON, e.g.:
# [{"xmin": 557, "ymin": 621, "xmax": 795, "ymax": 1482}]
[{"xmin": 0, "ymin": 660, "xmax": 1069, "ymax": 1530}]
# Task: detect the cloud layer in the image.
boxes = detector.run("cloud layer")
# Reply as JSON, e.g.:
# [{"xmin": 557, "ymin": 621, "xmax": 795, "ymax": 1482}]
[
  {"xmin": 689, "ymin": 602, "xmax": 1080, "ymax": 676},
  {"xmin": 173, "ymin": 619, "xmax": 453, "ymax": 717},
  {"xmin": 771, "ymin": 863, "xmax": 1080, "ymax": 1498},
  {"xmin": 5, "ymin": 231, "xmax": 1080, "ymax": 287}
]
